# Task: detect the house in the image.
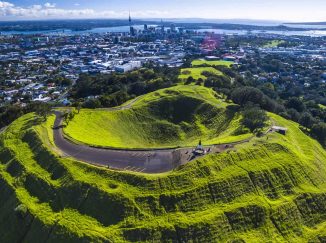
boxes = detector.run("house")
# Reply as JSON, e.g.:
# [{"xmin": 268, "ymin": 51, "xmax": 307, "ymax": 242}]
[
  {"xmin": 223, "ymin": 55, "xmax": 237, "ymax": 61},
  {"xmin": 271, "ymin": 126, "xmax": 288, "ymax": 135},
  {"xmin": 61, "ymin": 99, "xmax": 71, "ymax": 106},
  {"xmin": 33, "ymin": 95, "xmax": 51, "ymax": 103},
  {"xmin": 205, "ymin": 56, "xmax": 219, "ymax": 61}
]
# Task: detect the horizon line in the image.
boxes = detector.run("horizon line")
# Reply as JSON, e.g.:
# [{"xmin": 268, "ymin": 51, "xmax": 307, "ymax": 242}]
[{"xmin": 0, "ymin": 17, "xmax": 324, "ymax": 24}]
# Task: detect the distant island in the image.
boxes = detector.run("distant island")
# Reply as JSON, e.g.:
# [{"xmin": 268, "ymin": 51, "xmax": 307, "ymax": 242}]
[{"xmin": 285, "ymin": 22, "xmax": 326, "ymax": 25}]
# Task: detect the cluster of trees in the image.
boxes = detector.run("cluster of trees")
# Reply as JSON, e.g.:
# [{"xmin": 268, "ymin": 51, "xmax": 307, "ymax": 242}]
[
  {"xmin": 241, "ymin": 104, "xmax": 268, "ymax": 133},
  {"xmin": 311, "ymin": 123, "xmax": 326, "ymax": 147},
  {"xmin": 71, "ymin": 65, "xmax": 179, "ymax": 108},
  {"xmin": 203, "ymin": 74, "xmax": 232, "ymax": 89},
  {"xmin": 62, "ymin": 109, "xmax": 77, "ymax": 126},
  {"xmin": 227, "ymin": 85, "xmax": 326, "ymax": 146},
  {"xmin": 34, "ymin": 102, "xmax": 52, "ymax": 121},
  {"xmin": 231, "ymin": 87, "xmax": 284, "ymax": 113},
  {"xmin": 0, "ymin": 102, "xmax": 52, "ymax": 128},
  {"xmin": 46, "ymin": 76, "xmax": 72, "ymax": 87},
  {"xmin": 0, "ymin": 105, "xmax": 25, "ymax": 128}
]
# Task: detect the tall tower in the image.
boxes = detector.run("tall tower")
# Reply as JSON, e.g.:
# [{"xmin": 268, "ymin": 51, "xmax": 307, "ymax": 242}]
[
  {"xmin": 129, "ymin": 11, "xmax": 135, "ymax": 36},
  {"xmin": 161, "ymin": 19, "xmax": 165, "ymax": 33}
]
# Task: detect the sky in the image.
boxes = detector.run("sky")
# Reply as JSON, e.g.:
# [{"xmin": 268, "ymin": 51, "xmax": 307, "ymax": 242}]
[{"xmin": 0, "ymin": 0, "xmax": 325, "ymax": 22}]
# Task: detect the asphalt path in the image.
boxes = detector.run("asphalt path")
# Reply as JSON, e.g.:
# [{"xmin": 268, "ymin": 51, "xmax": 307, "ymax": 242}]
[
  {"xmin": 53, "ymin": 110, "xmax": 256, "ymax": 173},
  {"xmin": 52, "ymin": 95, "xmax": 260, "ymax": 174},
  {"xmin": 53, "ymin": 112, "xmax": 182, "ymax": 173},
  {"xmin": 53, "ymin": 96, "xmax": 182, "ymax": 173}
]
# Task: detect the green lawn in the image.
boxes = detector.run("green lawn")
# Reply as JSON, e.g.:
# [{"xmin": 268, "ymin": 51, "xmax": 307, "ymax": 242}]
[
  {"xmin": 1, "ymin": 105, "xmax": 326, "ymax": 242},
  {"xmin": 179, "ymin": 67, "xmax": 224, "ymax": 80},
  {"xmin": 263, "ymin": 40, "xmax": 285, "ymax": 48},
  {"xmin": 64, "ymin": 85, "xmax": 252, "ymax": 149},
  {"xmin": 191, "ymin": 59, "xmax": 234, "ymax": 67}
]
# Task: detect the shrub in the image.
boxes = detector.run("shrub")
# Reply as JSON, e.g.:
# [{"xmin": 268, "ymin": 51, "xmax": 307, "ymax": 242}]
[
  {"xmin": 299, "ymin": 112, "xmax": 314, "ymax": 129},
  {"xmin": 311, "ymin": 122, "xmax": 326, "ymax": 147},
  {"xmin": 14, "ymin": 204, "xmax": 28, "ymax": 219},
  {"xmin": 241, "ymin": 105, "xmax": 268, "ymax": 132}
]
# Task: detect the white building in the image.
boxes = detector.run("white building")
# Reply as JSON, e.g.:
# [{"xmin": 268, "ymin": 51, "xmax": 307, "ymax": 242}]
[{"xmin": 115, "ymin": 61, "xmax": 142, "ymax": 73}]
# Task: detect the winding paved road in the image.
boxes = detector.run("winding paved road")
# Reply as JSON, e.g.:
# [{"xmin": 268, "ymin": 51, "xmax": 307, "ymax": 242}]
[
  {"xmin": 53, "ymin": 112, "xmax": 185, "ymax": 173},
  {"xmin": 53, "ymin": 111, "xmax": 253, "ymax": 173},
  {"xmin": 52, "ymin": 96, "xmax": 258, "ymax": 173}
]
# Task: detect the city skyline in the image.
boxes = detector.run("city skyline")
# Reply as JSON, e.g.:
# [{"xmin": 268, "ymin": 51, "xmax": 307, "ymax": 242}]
[{"xmin": 0, "ymin": 0, "xmax": 325, "ymax": 22}]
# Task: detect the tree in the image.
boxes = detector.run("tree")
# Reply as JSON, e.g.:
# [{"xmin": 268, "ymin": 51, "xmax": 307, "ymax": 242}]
[
  {"xmin": 0, "ymin": 105, "xmax": 24, "ymax": 128},
  {"xmin": 299, "ymin": 112, "xmax": 314, "ymax": 129},
  {"xmin": 61, "ymin": 78, "xmax": 72, "ymax": 87},
  {"xmin": 311, "ymin": 122, "xmax": 326, "ymax": 147},
  {"xmin": 62, "ymin": 112, "xmax": 70, "ymax": 126},
  {"xmin": 196, "ymin": 78, "xmax": 204, "ymax": 86},
  {"xmin": 286, "ymin": 97, "xmax": 306, "ymax": 112},
  {"xmin": 231, "ymin": 87, "xmax": 264, "ymax": 107},
  {"xmin": 62, "ymin": 110, "xmax": 76, "ymax": 126},
  {"xmin": 34, "ymin": 102, "xmax": 51, "ymax": 121},
  {"xmin": 83, "ymin": 99, "xmax": 101, "ymax": 109},
  {"xmin": 287, "ymin": 108, "xmax": 301, "ymax": 122},
  {"xmin": 204, "ymin": 76, "xmax": 231, "ymax": 89},
  {"xmin": 185, "ymin": 76, "xmax": 194, "ymax": 85},
  {"xmin": 68, "ymin": 111, "xmax": 75, "ymax": 121},
  {"xmin": 241, "ymin": 104, "xmax": 268, "ymax": 132}
]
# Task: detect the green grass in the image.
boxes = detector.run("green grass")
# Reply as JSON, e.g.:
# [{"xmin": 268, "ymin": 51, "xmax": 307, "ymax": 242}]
[
  {"xmin": 263, "ymin": 40, "xmax": 285, "ymax": 48},
  {"xmin": 179, "ymin": 67, "xmax": 224, "ymax": 80},
  {"xmin": 191, "ymin": 59, "xmax": 234, "ymax": 67},
  {"xmin": 319, "ymin": 104, "xmax": 326, "ymax": 110},
  {"xmin": 63, "ymin": 85, "xmax": 252, "ymax": 149},
  {"xmin": 0, "ymin": 105, "xmax": 326, "ymax": 242}
]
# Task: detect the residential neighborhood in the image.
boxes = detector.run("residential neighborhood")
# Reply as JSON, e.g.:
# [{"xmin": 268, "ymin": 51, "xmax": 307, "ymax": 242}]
[{"xmin": 0, "ymin": 22, "xmax": 325, "ymax": 110}]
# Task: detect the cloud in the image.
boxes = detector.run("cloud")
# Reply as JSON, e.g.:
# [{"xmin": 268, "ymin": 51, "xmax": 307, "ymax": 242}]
[
  {"xmin": 0, "ymin": 1, "xmax": 97, "ymax": 19},
  {"xmin": 44, "ymin": 3, "xmax": 56, "ymax": 8},
  {"xmin": 0, "ymin": 0, "xmax": 323, "ymax": 21},
  {"xmin": 0, "ymin": 1, "xmax": 171, "ymax": 20},
  {"xmin": 0, "ymin": 1, "xmax": 13, "ymax": 8}
]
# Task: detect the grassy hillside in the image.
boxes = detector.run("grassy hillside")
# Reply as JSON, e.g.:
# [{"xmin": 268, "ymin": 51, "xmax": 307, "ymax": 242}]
[
  {"xmin": 64, "ymin": 85, "xmax": 252, "ymax": 149},
  {"xmin": 263, "ymin": 40, "xmax": 285, "ymax": 48},
  {"xmin": 191, "ymin": 59, "xmax": 234, "ymax": 67},
  {"xmin": 179, "ymin": 67, "xmax": 224, "ymax": 80},
  {"xmin": 319, "ymin": 104, "xmax": 326, "ymax": 110},
  {"xmin": 1, "ymin": 108, "xmax": 326, "ymax": 242}
]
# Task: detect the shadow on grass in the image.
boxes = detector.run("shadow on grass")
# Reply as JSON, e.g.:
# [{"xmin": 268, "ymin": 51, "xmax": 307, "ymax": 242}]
[
  {"xmin": 21, "ymin": 117, "xmax": 43, "ymax": 130},
  {"xmin": 52, "ymin": 124, "xmax": 65, "ymax": 130}
]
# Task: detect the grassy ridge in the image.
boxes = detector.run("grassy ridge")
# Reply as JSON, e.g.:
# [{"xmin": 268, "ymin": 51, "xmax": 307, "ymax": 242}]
[
  {"xmin": 0, "ymin": 107, "xmax": 326, "ymax": 241},
  {"xmin": 179, "ymin": 67, "xmax": 224, "ymax": 80},
  {"xmin": 63, "ymin": 85, "xmax": 252, "ymax": 149},
  {"xmin": 191, "ymin": 59, "xmax": 234, "ymax": 67}
]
